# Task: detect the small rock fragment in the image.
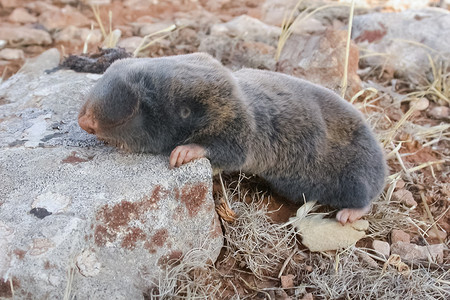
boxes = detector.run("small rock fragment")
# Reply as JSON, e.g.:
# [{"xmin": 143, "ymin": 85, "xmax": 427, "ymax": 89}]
[
  {"xmin": 391, "ymin": 229, "xmax": 410, "ymax": 244},
  {"xmin": 428, "ymin": 106, "xmax": 450, "ymax": 120},
  {"xmin": 0, "ymin": 0, "xmax": 18, "ymax": 8},
  {"xmin": 293, "ymin": 215, "xmax": 369, "ymax": 252},
  {"xmin": 395, "ymin": 179, "xmax": 405, "ymax": 189},
  {"xmin": 391, "ymin": 241, "xmax": 444, "ymax": 263},
  {"xmin": 280, "ymin": 274, "xmax": 295, "ymax": 289},
  {"xmin": 392, "ymin": 189, "xmax": 417, "ymax": 207},
  {"xmin": 8, "ymin": 7, "xmax": 38, "ymax": 24},
  {"xmin": 0, "ymin": 40, "xmax": 6, "ymax": 50},
  {"xmin": 76, "ymin": 249, "xmax": 101, "ymax": 277},
  {"xmin": 32, "ymin": 192, "xmax": 71, "ymax": 214},
  {"xmin": 117, "ymin": 36, "xmax": 144, "ymax": 53},
  {"xmin": 53, "ymin": 26, "xmax": 102, "ymax": 45},
  {"xmin": 410, "ymin": 98, "xmax": 429, "ymax": 111},
  {"xmin": 0, "ymin": 26, "xmax": 52, "ymax": 46},
  {"xmin": 372, "ymin": 240, "xmax": 390, "ymax": 257},
  {"xmin": 0, "ymin": 48, "xmax": 25, "ymax": 60},
  {"xmin": 25, "ymin": 1, "xmax": 60, "ymax": 14},
  {"xmin": 428, "ymin": 230, "xmax": 447, "ymax": 241},
  {"xmin": 39, "ymin": 6, "xmax": 91, "ymax": 30},
  {"xmin": 210, "ymin": 15, "xmax": 281, "ymax": 45}
]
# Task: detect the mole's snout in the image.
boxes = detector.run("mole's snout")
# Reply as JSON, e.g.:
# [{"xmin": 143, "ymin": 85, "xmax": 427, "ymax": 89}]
[{"xmin": 78, "ymin": 108, "xmax": 98, "ymax": 135}]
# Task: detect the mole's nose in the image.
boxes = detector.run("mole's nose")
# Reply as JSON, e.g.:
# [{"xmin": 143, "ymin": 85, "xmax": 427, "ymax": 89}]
[{"xmin": 78, "ymin": 112, "xmax": 97, "ymax": 135}]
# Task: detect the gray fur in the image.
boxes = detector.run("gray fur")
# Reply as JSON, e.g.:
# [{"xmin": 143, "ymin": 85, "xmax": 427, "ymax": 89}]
[{"xmin": 80, "ymin": 53, "xmax": 387, "ymax": 209}]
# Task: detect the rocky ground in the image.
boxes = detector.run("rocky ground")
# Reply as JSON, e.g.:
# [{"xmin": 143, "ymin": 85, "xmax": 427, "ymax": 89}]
[{"xmin": 0, "ymin": 0, "xmax": 449, "ymax": 299}]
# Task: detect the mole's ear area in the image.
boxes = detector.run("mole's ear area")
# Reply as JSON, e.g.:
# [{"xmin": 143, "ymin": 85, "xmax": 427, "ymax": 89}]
[{"xmin": 91, "ymin": 78, "xmax": 140, "ymax": 128}]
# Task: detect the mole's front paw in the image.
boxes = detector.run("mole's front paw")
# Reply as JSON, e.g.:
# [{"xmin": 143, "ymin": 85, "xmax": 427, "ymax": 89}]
[
  {"xmin": 336, "ymin": 205, "xmax": 370, "ymax": 225},
  {"xmin": 169, "ymin": 144, "xmax": 206, "ymax": 168}
]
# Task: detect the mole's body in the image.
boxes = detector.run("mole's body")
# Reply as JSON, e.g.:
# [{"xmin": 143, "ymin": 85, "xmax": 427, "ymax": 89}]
[{"xmin": 78, "ymin": 53, "xmax": 387, "ymax": 224}]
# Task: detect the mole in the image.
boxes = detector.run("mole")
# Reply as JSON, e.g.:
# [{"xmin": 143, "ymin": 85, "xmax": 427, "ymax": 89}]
[{"xmin": 78, "ymin": 53, "xmax": 387, "ymax": 224}]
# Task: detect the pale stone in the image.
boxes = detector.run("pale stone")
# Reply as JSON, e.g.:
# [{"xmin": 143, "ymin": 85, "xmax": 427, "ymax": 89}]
[
  {"xmin": 1, "ymin": 0, "xmax": 20, "ymax": 8},
  {"xmin": 25, "ymin": 1, "xmax": 60, "ymax": 14},
  {"xmin": 32, "ymin": 192, "xmax": 71, "ymax": 214},
  {"xmin": 210, "ymin": 15, "xmax": 281, "ymax": 45},
  {"xmin": 280, "ymin": 274, "xmax": 295, "ymax": 288},
  {"xmin": 0, "ymin": 48, "xmax": 25, "ymax": 60},
  {"xmin": 391, "ymin": 241, "xmax": 444, "ymax": 263},
  {"xmin": 391, "ymin": 229, "xmax": 410, "ymax": 244},
  {"xmin": 392, "ymin": 189, "xmax": 417, "ymax": 207},
  {"xmin": 76, "ymin": 249, "xmax": 101, "ymax": 277},
  {"xmin": 8, "ymin": 7, "xmax": 38, "ymax": 24},
  {"xmin": 0, "ymin": 26, "xmax": 52, "ymax": 46},
  {"xmin": 117, "ymin": 36, "xmax": 144, "ymax": 53},
  {"xmin": 279, "ymin": 28, "xmax": 361, "ymax": 98},
  {"xmin": 428, "ymin": 106, "xmax": 450, "ymax": 120},
  {"xmin": 410, "ymin": 98, "xmax": 429, "ymax": 111},
  {"xmin": 53, "ymin": 26, "xmax": 103, "ymax": 45},
  {"xmin": 372, "ymin": 240, "xmax": 390, "ymax": 257},
  {"xmin": 39, "ymin": 6, "xmax": 91, "ymax": 30},
  {"xmin": 293, "ymin": 215, "xmax": 369, "ymax": 252}
]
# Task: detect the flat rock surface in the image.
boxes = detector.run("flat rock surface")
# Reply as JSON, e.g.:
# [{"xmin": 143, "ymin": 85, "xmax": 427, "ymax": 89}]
[
  {"xmin": 0, "ymin": 49, "xmax": 223, "ymax": 299},
  {"xmin": 352, "ymin": 8, "xmax": 450, "ymax": 84}
]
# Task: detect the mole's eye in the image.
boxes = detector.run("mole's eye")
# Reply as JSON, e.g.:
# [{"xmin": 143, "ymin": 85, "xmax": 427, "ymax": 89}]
[{"xmin": 180, "ymin": 107, "xmax": 191, "ymax": 119}]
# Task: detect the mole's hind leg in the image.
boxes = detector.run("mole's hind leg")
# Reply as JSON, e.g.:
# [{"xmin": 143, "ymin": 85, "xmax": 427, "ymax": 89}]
[
  {"xmin": 336, "ymin": 205, "xmax": 371, "ymax": 225},
  {"xmin": 170, "ymin": 144, "xmax": 206, "ymax": 168}
]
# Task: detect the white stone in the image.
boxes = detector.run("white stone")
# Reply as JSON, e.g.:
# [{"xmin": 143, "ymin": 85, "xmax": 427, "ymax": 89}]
[
  {"xmin": 410, "ymin": 98, "xmax": 429, "ymax": 111},
  {"xmin": 32, "ymin": 192, "xmax": 71, "ymax": 214},
  {"xmin": 53, "ymin": 26, "xmax": 103, "ymax": 45},
  {"xmin": 428, "ymin": 106, "xmax": 450, "ymax": 120},
  {"xmin": 372, "ymin": 240, "xmax": 390, "ymax": 257},
  {"xmin": 392, "ymin": 189, "xmax": 417, "ymax": 207},
  {"xmin": 210, "ymin": 15, "xmax": 281, "ymax": 45},
  {"xmin": 117, "ymin": 36, "xmax": 144, "ymax": 53},
  {"xmin": 292, "ymin": 214, "xmax": 369, "ymax": 252},
  {"xmin": 0, "ymin": 26, "xmax": 52, "ymax": 46},
  {"xmin": 8, "ymin": 7, "xmax": 38, "ymax": 24},
  {"xmin": 76, "ymin": 249, "xmax": 101, "ymax": 277},
  {"xmin": 0, "ymin": 48, "xmax": 25, "ymax": 60}
]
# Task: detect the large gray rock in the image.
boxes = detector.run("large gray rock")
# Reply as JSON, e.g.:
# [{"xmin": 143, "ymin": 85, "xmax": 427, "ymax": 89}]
[
  {"xmin": 352, "ymin": 8, "xmax": 450, "ymax": 84},
  {"xmin": 0, "ymin": 49, "xmax": 223, "ymax": 299}
]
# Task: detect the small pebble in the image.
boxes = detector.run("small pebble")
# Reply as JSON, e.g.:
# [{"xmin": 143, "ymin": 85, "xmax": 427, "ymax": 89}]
[
  {"xmin": 428, "ymin": 106, "xmax": 449, "ymax": 120},
  {"xmin": 392, "ymin": 189, "xmax": 417, "ymax": 207},
  {"xmin": 410, "ymin": 98, "xmax": 429, "ymax": 111},
  {"xmin": 372, "ymin": 240, "xmax": 390, "ymax": 257},
  {"xmin": 280, "ymin": 274, "xmax": 295, "ymax": 289},
  {"xmin": 391, "ymin": 229, "xmax": 410, "ymax": 244}
]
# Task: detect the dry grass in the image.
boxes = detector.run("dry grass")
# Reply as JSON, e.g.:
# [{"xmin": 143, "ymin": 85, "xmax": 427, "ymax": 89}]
[
  {"xmin": 275, "ymin": 1, "xmax": 349, "ymax": 61},
  {"xmin": 221, "ymin": 192, "xmax": 299, "ymax": 280},
  {"xmin": 300, "ymin": 249, "xmax": 450, "ymax": 299},
  {"xmin": 133, "ymin": 25, "xmax": 177, "ymax": 57},
  {"xmin": 146, "ymin": 248, "xmax": 222, "ymax": 299}
]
